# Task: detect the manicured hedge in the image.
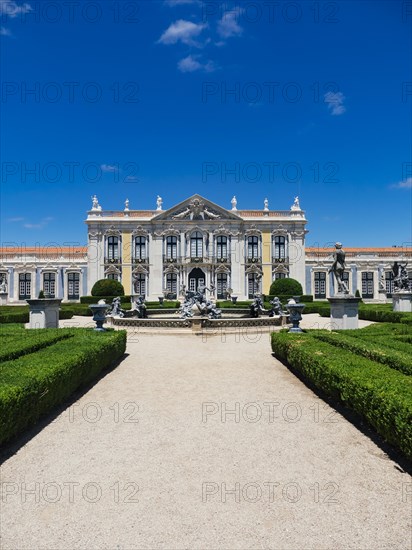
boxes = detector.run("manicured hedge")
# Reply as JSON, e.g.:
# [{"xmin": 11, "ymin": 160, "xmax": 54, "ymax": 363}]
[
  {"xmin": 0, "ymin": 330, "xmax": 74, "ymax": 362},
  {"xmin": 269, "ymin": 277, "xmax": 303, "ymax": 297},
  {"xmin": 0, "ymin": 328, "xmax": 127, "ymax": 445},
  {"xmin": 91, "ymin": 279, "xmax": 125, "ymax": 297},
  {"xmin": 310, "ymin": 330, "xmax": 412, "ymax": 376},
  {"xmin": 271, "ymin": 331, "xmax": 412, "ymax": 460},
  {"xmin": 0, "ymin": 307, "xmax": 74, "ymax": 324}
]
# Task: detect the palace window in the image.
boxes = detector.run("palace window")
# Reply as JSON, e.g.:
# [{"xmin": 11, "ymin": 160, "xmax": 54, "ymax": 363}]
[
  {"xmin": 134, "ymin": 236, "xmax": 146, "ymax": 260},
  {"xmin": 217, "ymin": 273, "xmax": 228, "ymax": 299},
  {"xmin": 134, "ymin": 274, "xmax": 146, "ymax": 296},
  {"xmin": 275, "ymin": 273, "xmax": 286, "ymax": 280},
  {"xmin": 43, "ymin": 272, "xmax": 56, "ymax": 298},
  {"xmin": 68, "ymin": 272, "xmax": 80, "ymax": 300},
  {"xmin": 107, "ymin": 236, "xmax": 119, "ymax": 261},
  {"xmin": 273, "ymin": 236, "xmax": 287, "ymax": 260},
  {"xmin": 314, "ymin": 272, "xmax": 326, "ymax": 299},
  {"xmin": 362, "ymin": 272, "xmax": 374, "ymax": 298},
  {"xmin": 166, "ymin": 273, "xmax": 177, "ymax": 294},
  {"xmin": 248, "ymin": 273, "xmax": 260, "ymax": 298},
  {"xmin": 166, "ymin": 236, "xmax": 178, "ymax": 260},
  {"xmin": 385, "ymin": 271, "xmax": 394, "ymax": 297},
  {"xmin": 191, "ymin": 232, "xmax": 203, "ymax": 259},
  {"xmin": 247, "ymin": 236, "xmax": 259, "ymax": 260},
  {"xmin": 107, "ymin": 273, "xmax": 119, "ymax": 281},
  {"xmin": 216, "ymin": 236, "xmax": 228, "ymax": 260},
  {"xmin": 19, "ymin": 273, "xmax": 31, "ymax": 300}
]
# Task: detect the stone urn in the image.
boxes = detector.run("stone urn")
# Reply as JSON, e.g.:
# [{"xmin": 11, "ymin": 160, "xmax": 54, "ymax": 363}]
[
  {"xmin": 89, "ymin": 301, "xmax": 110, "ymax": 331},
  {"xmin": 286, "ymin": 299, "xmax": 305, "ymax": 333}
]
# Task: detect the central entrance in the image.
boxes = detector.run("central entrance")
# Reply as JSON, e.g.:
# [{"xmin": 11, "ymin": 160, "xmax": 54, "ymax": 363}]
[{"xmin": 188, "ymin": 268, "xmax": 205, "ymax": 292}]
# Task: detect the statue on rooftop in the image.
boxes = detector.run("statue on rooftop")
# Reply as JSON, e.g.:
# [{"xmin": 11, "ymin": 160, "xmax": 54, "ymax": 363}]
[
  {"xmin": 156, "ymin": 196, "xmax": 163, "ymax": 211},
  {"xmin": 291, "ymin": 196, "xmax": 301, "ymax": 211},
  {"xmin": 91, "ymin": 195, "xmax": 99, "ymax": 210},
  {"xmin": 329, "ymin": 242, "xmax": 349, "ymax": 294},
  {"xmin": 231, "ymin": 196, "xmax": 237, "ymax": 211},
  {"xmin": 264, "ymin": 198, "xmax": 269, "ymax": 211}
]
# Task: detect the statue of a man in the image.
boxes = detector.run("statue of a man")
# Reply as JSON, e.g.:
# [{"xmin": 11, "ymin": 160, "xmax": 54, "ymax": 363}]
[
  {"xmin": 264, "ymin": 198, "xmax": 269, "ymax": 211},
  {"xmin": 156, "ymin": 195, "xmax": 163, "ymax": 211},
  {"xmin": 91, "ymin": 195, "xmax": 99, "ymax": 210},
  {"xmin": 329, "ymin": 242, "xmax": 349, "ymax": 294}
]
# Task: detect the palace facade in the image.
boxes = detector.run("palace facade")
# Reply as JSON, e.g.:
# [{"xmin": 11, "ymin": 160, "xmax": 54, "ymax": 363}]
[{"xmin": 0, "ymin": 194, "xmax": 411, "ymax": 303}]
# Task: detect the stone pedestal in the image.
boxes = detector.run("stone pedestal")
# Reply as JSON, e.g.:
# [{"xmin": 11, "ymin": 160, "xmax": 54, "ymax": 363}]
[
  {"xmin": 328, "ymin": 295, "xmax": 362, "ymax": 330},
  {"xmin": 27, "ymin": 299, "xmax": 62, "ymax": 329},
  {"xmin": 392, "ymin": 292, "xmax": 412, "ymax": 312},
  {"xmin": 0, "ymin": 292, "xmax": 8, "ymax": 305}
]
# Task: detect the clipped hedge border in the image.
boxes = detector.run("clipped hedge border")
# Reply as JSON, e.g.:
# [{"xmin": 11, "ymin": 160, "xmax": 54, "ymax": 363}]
[
  {"xmin": 0, "ymin": 308, "xmax": 74, "ymax": 324},
  {"xmin": 271, "ymin": 332, "xmax": 412, "ymax": 461},
  {"xmin": 0, "ymin": 330, "xmax": 74, "ymax": 362},
  {"xmin": 310, "ymin": 330, "xmax": 412, "ymax": 376},
  {"xmin": 0, "ymin": 329, "xmax": 127, "ymax": 445}
]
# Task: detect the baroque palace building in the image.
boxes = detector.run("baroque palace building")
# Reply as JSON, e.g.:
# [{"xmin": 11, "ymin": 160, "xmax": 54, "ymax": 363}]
[{"xmin": 0, "ymin": 194, "xmax": 411, "ymax": 303}]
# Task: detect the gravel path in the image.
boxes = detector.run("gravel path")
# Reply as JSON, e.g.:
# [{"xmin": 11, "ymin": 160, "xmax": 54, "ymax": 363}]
[{"xmin": 1, "ymin": 329, "xmax": 411, "ymax": 550}]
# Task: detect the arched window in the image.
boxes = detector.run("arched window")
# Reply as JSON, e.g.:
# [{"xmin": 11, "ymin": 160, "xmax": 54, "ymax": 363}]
[
  {"xmin": 216, "ymin": 236, "xmax": 228, "ymax": 260},
  {"xmin": 191, "ymin": 232, "xmax": 203, "ymax": 259},
  {"xmin": 43, "ymin": 273, "xmax": 56, "ymax": 298},
  {"xmin": 217, "ymin": 273, "xmax": 228, "ymax": 299},
  {"xmin": 165, "ymin": 236, "xmax": 178, "ymax": 260},
  {"xmin": 134, "ymin": 236, "xmax": 146, "ymax": 260},
  {"xmin": 314, "ymin": 272, "xmax": 326, "ymax": 299},
  {"xmin": 134, "ymin": 274, "xmax": 146, "ymax": 296},
  {"xmin": 166, "ymin": 273, "xmax": 177, "ymax": 294},
  {"xmin": 273, "ymin": 236, "xmax": 287, "ymax": 260},
  {"xmin": 247, "ymin": 236, "xmax": 259, "ymax": 260},
  {"xmin": 19, "ymin": 273, "xmax": 31, "ymax": 300},
  {"xmin": 248, "ymin": 273, "xmax": 260, "ymax": 298},
  {"xmin": 68, "ymin": 273, "xmax": 80, "ymax": 300},
  {"xmin": 107, "ymin": 236, "xmax": 119, "ymax": 261}
]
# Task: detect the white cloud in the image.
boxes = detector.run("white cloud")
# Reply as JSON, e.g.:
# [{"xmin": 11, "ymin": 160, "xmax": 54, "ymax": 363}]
[
  {"xmin": 100, "ymin": 164, "xmax": 119, "ymax": 173},
  {"xmin": 0, "ymin": 1, "xmax": 32, "ymax": 17},
  {"xmin": 217, "ymin": 9, "xmax": 243, "ymax": 39},
  {"xmin": 177, "ymin": 54, "xmax": 216, "ymax": 73},
  {"xmin": 23, "ymin": 217, "xmax": 54, "ymax": 229},
  {"xmin": 7, "ymin": 216, "xmax": 24, "ymax": 222},
  {"xmin": 158, "ymin": 19, "xmax": 207, "ymax": 46},
  {"xmin": 391, "ymin": 177, "xmax": 412, "ymax": 190},
  {"xmin": 324, "ymin": 91, "xmax": 346, "ymax": 115}
]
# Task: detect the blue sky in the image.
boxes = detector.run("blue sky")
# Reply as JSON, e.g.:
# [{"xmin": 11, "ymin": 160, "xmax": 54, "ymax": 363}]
[{"xmin": 1, "ymin": 0, "xmax": 411, "ymax": 248}]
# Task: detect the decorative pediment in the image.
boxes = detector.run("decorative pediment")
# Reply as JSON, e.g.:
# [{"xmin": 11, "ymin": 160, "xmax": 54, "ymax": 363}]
[
  {"xmin": 215, "ymin": 263, "xmax": 231, "ymax": 274},
  {"xmin": 41, "ymin": 264, "xmax": 59, "ymax": 273},
  {"xmin": 132, "ymin": 265, "xmax": 149, "ymax": 276},
  {"xmin": 163, "ymin": 265, "xmax": 179, "ymax": 275},
  {"xmin": 105, "ymin": 265, "xmax": 121, "ymax": 275},
  {"xmin": 212, "ymin": 224, "xmax": 240, "ymax": 237},
  {"xmin": 272, "ymin": 225, "xmax": 289, "ymax": 237},
  {"xmin": 152, "ymin": 194, "xmax": 241, "ymax": 223},
  {"xmin": 132, "ymin": 225, "xmax": 149, "ymax": 238},
  {"xmin": 154, "ymin": 225, "xmax": 181, "ymax": 238},
  {"xmin": 14, "ymin": 263, "xmax": 36, "ymax": 272},
  {"xmin": 245, "ymin": 264, "xmax": 263, "ymax": 275},
  {"xmin": 104, "ymin": 225, "xmax": 121, "ymax": 237},
  {"xmin": 244, "ymin": 225, "xmax": 262, "ymax": 237}
]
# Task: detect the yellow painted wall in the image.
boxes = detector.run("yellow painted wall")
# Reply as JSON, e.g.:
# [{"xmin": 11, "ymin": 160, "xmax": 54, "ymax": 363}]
[
  {"xmin": 121, "ymin": 231, "xmax": 132, "ymax": 295},
  {"xmin": 262, "ymin": 231, "xmax": 272, "ymax": 294}
]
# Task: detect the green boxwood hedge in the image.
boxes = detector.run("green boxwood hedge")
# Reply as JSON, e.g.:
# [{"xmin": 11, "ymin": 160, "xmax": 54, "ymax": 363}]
[
  {"xmin": 271, "ymin": 331, "xmax": 412, "ymax": 460},
  {"xmin": 0, "ymin": 328, "xmax": 127, "ymax": 445},
  {"xmin": 91, "ymin": 279, "xmax": 125, "ymax": 297}
]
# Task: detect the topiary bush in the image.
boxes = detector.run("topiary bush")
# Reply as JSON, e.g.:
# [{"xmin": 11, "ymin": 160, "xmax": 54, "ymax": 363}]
[
  {"xmin": 91, "ymin": 279, "xmax": 125, "ymax": 297},
  {"xmin": 269, "ymin": 278, "xmax": 303, "ymax": 297}
]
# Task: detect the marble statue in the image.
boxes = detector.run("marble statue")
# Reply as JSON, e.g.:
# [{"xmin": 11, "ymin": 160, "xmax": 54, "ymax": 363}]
[
  {"xmin": 264, "ymin": 198, "xmax": 269, "ymax": 211},
  {"xmin": 250, "ymin": 294, "xmax": 265, "ymax": 318},
  {"xmin": 268, "ymin": 296, "xmax": 284, "ymax": 317},
  {"xmin": 156, "ymin": 196, "xmax": 163, "ymax": 211},
  {"xmin": 91, "ymin": 195, "xmax": 99, "ymax": 210},
  {"xmin": 108, "ymin": 296, "xmax": 124, "ymax": 317},
  {"xmin": 392, "ymin": 262, "xmax": 410, "ymax": 291},
  {"xmin": 134, "ymin": 295, "xmax": 148, "ymax": 319},
  {"xmin": 125, "ymin": 198, "xmax": 130, "ymax": 211},
  {"xmin": 178, "ymin": 283, "xmax": 221, "ymax": 319},
  {"xmin": 329, "ymin": 242, "xmax": 349, "ymax": 294},
  {"xmin": 291, "ymin": 196, "xmax": 301, "ymax": 211},
  {"xmin": 231, "ymin": 196, "xmax": 237, "ymax": 211},
  {"xmin": 0, "ymin": 275, "xmax": 7, "ymax": 293}
]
